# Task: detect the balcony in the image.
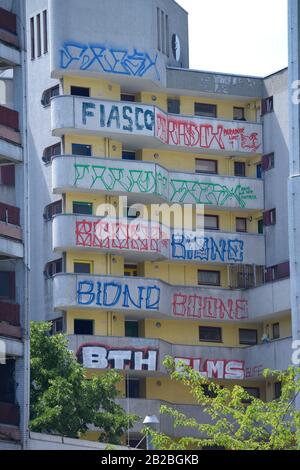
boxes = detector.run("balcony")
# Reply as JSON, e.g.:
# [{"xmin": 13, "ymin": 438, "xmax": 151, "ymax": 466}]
[
  {"xmin": 0, "ymin": 8, "xmax": 20, "ymax": 68},
  {"xmin": 67, "ymin": 335, "xmax": 293, "ymax": 378},
  {"xmin": 0, "ymin": 402, "xmax": 19, "ymax": 427},
  {"xmin": 0, "ymin": 106, "xmax": 22, "ymax": 163},
  {"xmin": 51, "ymin": 96, "xmax": 263, "ymax": 156},
  {"xmin": 0, "ymin": 202, "xmax": 23, "ymax": 258},
  {"xmin": 52, "ymin": 155, "xmax": 264, "ymax": 210},
  {"xmin": 52, "ymin": 214, "xmax": 265, "ymax": 265},
  {"xmin": 54, "ymin": 273, "xmax": 289, "ymax": 323}
]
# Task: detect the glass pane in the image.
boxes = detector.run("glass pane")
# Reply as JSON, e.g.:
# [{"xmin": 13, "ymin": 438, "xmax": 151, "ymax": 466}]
[
  {"xmin": 234, "ymin": 162, "xmax": 246, "ymax": 177},
  {"xmin": 239, "ymin": 329, "xmax": 257, "ymax": 345},
  {"xmin": 195, "ymin": 159, "xmax": 217, "ymax": 174},
  {"xmin": 70, "ymin": 86, "xmax": 90, "ymax": 97},
  {"xmin": 72, "ymin": 144, "xmax": 92, "ymax": 156},
  {"xmin": 125, "ymin": 321, "xmax": 139, "ymax": 337},
  {"xmin": 74, "ymin": 262, "xmax": 91, "ymax": 274},
  {"xmin": 73, "ymin": 202, "xmax": 93, "ymax": 215},
  {"xmin": 122, "ymin": 151, "xmax": 136, "ymax": 160},
  {"xmin": 204, "ymin": 215, "xmax": 218, "ymax": 230},
  {"xmin": 198, "ymin": 270, "xmax": 220, "ymax": 285},
  {"xmin": 0, "ymin": 272, "xmax": 9, "ymax": 297},
  {"xmin": 74, "ymin": 319, "xmax": 93, "ymax": 335},
  {"xmin": 236, "ymin": 218, "xmax": 247, "ymax": 232},
  {"xmin": 199, "ymin": 326, "xmax": 222, "ymax": 342},
  {"xmin": 194, "ymin": 103, "xmax": 217, "ymax": 117}
]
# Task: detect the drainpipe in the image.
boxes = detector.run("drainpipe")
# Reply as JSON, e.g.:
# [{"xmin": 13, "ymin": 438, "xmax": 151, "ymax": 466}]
[{"xmin": 288, "ymin": 0, "xmax": 300, "ymax": 410}]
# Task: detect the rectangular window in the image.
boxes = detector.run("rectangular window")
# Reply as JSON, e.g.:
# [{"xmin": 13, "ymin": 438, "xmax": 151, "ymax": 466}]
[
  {"xmin": 272, "ymin": 323, "xmax": 280, "ymax": 340},
  {"xmin": 0, "ymin": 271, "xmax": 15, "ymax": 300},
  {"xmin": 0, "ymin": 361, "xmax": 15, "ymax": 404},
  {"xmin": 74, "ymin": 319, "xmax": 94, "ymax": 335},
  {"xmin": 243, "ymin": 387, "xmax": 260, "ymax": 403},
  {"xmin": 236, "ymin": 217, "xmax": 247, "ymax": 233},
  {"xmin": 72, "ymin": 201, "xmax": 93, "ymax": 215},
  {"xmin": 43, "ymin": 10, "xmax": 48, "ymax": 54},
  {"xmin": 0, "ymin": 165, "xmax": 15, "ymax": 186},
  {"xmin": 125, "ymin": 378, "xmax": 140, "ymax": 398},
  {"xmin": 161, "ymin": 10, "xmax": 165, "ymax": 54},
  {"xmin": 262, "ymin": 153, "xmax": 274, "ymax": 172},
  {"xmin": 233, "ymin": 107, "xmax": 246, "ymax": 121},
  {"xmin": 70, "ymin": 86, "xmax": 90, "ymax": 97},
  {"xmin": 120, "ymin": 93, "xmax": 136, "ymax": 102},
  {"xmin": 239, "ymin": 329, "xmax": 258, "ymax": 345},
  {"xmin": 262, "ymin": 96, "xmax": 274, "ymax": 115},
  {"xmin": 194, "ymin": 103, "xmax": 217, "ymax": 118},
  {"xmin": 234, "ymin": 161, "xmax": 246, "ymax": 177},
  {"xmin": 30, "ymin": 17, "xmax": 35, "ymax": 60},
  {"xmin": 204, "ymin": 215, "xmax": 219, "ymax": 231},
  {"xmin": 122, "ymin": 151, "xmax": 136, "ymax": 161},
  {"xmin": 199, "ymin": 326, "xmax": 222, "ymax": 343},
  {"xmin": 274, "ymin": 261, "xmax": 290, "ymax": 280},
  {"xmin": 124, "ymin": 264, "xmax": 138, "ymax": 277},
  {"xmin": 198, "ymin": 270, "xmax": 220, "ymax": 286},
  {"xmin": 167, "ymin": 98, "xmax": 180, "ymax": 115},
  {"xmin": 274, "ymin": 382, "xmax": 282, "ymax": 399},
  {"xmin": 125, "ymin": 321, "xmax": 139, "ymax": 338},
  {"xmin": 256, "ymin": 163, "xmax": 262, "ymax": 179},
  {"xmin": 73, "ymin": 261, "xmax": 92, "ymax": 274},
  {"xmin": 263, "ymin": 208, "xmax": 276, "ymax": 226},
  {"xmin": 157, "ymin": 8, "xmax": 161, "ymax": 51},
  {"xmin": 195, "ymin": 159, "xmax": 218, "ymax": 175},
  {"xmin": 166, "ymin": 14, "xmax": 169, "ymax": 57},
  {"xmin": 258, "ymin": 219, "xmax": 264, "ymax": 234},
  {"xmin": 36, "ymin": 14, "xmax": 41, "ymax": 57},
  {"xmin": 71, "ymin": 144, "xmax": 92, "ymax": 156}
]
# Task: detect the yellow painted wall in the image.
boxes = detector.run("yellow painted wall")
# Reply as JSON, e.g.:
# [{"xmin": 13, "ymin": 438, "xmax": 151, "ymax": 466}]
[
  {"xmin": 263, "ymin": 315, "xmax": 292, "ymax": 340},
  {"xmin": 63, "ymin": 75, "xmax": 120, "ymax": 101},
  {"xmin": 64, "ymin": 134, "xmax": 122, "ymax": 159},
  {"xmin": 66, "ymin": 309, "xmax": 124, "ymax": 337},
  {"xmin": 66, "ymin": 251, "xmax": 123, "ymax": 276}
]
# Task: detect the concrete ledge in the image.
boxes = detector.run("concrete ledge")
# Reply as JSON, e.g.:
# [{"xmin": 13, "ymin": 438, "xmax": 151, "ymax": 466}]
[
  {"xmin": 0, "ymin": 234, "xmax": 23, "ymax": 258},
  {"xmin": 0, "ymin": 137, "xmax": 22, "ymax": 163},
  {"xmin": 28, "ymin": 432, "xmax": 129, "ymax": 450},
  {"xmin": 0, "ymin": 41, "xmax": 20, "ymax": 66}
]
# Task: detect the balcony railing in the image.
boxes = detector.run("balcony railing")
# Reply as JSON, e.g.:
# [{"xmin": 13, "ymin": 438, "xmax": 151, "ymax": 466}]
[
  {"xmin": 0, "ymin": 202, "xmax": 22, "ymax": 242},
  {"xmin": 67, "ymin": 335, "xmax": 293, "ymax": 379},
  {"xmin": 51, "ymin": 96, "xmax": 263, "ymax": 156},
  {"xmin": 0, "ymin": 302, "xmax": 20, "ymax": 325},
  {"xmin": 52, "ymin": 155, "xmax": 264, "ymax": 210},
  {"xmin": 0, "ymin": 402, "xmax": 20, "ymax": 426},
  {"xmin": 0, "ymin": 106, "xmax": 21, "ymax": 146},
  {"xmin": 52, "ymin": 214, "xmax": 265, "ymax": 266},
  {"xmin": 53, "ymin": 273, "xmax": 289, "ymax": 322}
]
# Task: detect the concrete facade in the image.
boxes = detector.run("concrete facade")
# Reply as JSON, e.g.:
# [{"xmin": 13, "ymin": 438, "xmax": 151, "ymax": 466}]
[{"xmin": 0, "ymin": 0, "xmax": 296, "ymax": 449}]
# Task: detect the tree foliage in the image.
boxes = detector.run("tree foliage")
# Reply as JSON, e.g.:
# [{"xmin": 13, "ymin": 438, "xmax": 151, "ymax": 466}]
[
  {"xmin": 145, "ymin": 357, "xmax": 300, "ymax": 450},
  {"xmin": 30, "ymin": 322, "xmax": 137, "ymax": 444}
]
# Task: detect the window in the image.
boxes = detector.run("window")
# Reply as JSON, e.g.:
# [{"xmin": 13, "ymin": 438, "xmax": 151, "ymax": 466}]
[
  {"xmin": 256, "ymin": 163, "xmax": 262, "ymax": 179},
  {"xmin": 262, "ymin": 153, "xmax": 274, "ymax": 172},
  {"xmin": 242, "ymin": 387, "xmax": 260, "ymax": 403},
  {"xmin": 263, "ymin": 208, "xmax": 276, "ymax": 226},
  {"xmin": 274, "ymin": 382, "xmax": 282, "ymax": 400},
  {"xmin": 157, "ymin": 7, "xmax": 161, "ymax": 51},
  {"xmin": 74, "ymin": 319, "xmax": 94, "ymax": 335},
  {"xmin": 161, "ymin": 10, "xmax": 165, "ymax": 54},
  {"xmin": 167, "ymin": 98, "xmax": 180, "ymax": 114},
  {"xmin": 43, "ymin": 200, "xmax": 62, "ymax": 220},
  {"xmin": 236, "ymin": 217, "xmax": 247, "ymax": 233},
  {"xmin": 194, "ymin": 103, "xmax": 217, "ymax": 118},
  {"xmin": 272, "ymin": 323, "xmax": 280, "ymax": 340},
  {"xmin": 36, "ymin": 14, "xmax": 41, "ymax": 57},
  {"xmin": 234, "ymin": 161, "xmax": 246, "ymax": 177},
  {"xmin": 0, "ymin": 361, "xmax": 15, "ymax": 404},
  {"xmin": 199, "ymin": 326, "xmax": 222, "ymax": 343},
  {"xmin": 125, "ymin": 378, "xmax": 141, "ymax": 398},
  {"xmin": 122, "ymin": 151, "xmax": 136, "ymax": 161},
  {"xmin": 124, "ymin": 264, "xmax": 138, "ymax": 277},
  {"xmin": 51, "ymin": 317, "xmax": 63, "ymax": 335},
  {"xmin": 262, "ymin": 96, "xmax": 274, "ymax": 115},
  {"xmin": 72, "ymin": 144, "xmax": 92, "ymax": 156},
  {"xmin": 41, "ymin": 85, "xmax": 59, "ymax": 107},
  {"xmin": 70, "ymin": 86, "xmax": 90, "ymax": 97},
  {"xmin": 30, "ymin": 17, "xmax": 35, "ymax": 60},
  {"xmin": 42, "ymin": 143, "xmax": 61, "ymax": 163},
  {"xmin": 125, "ymin": 321, "xmax": 139, "ymax": 338},
  {"xmin": 0, "ymin": 271, "xmax": 15, "ymax": 300},
  {"xmin": 258, "ymin": 219, "xmax": 264, "ymax": 234},
  {"xmin": 195, "ymin": 159, "xmax": 218, "ymax": 175},
  {"xmin": 44, "ymin": 258, "xmax": 62, "ymax": 278},
  {"xmin": 120, "ymin": 93, "xmax": 136, "ymax": 102},
  {"xmin": 43, "ymin": 10, "xmax": 48, "ymax": 54},
  {"xmin": 0, "ymin": 165, "xmax": 15, "ymax": 186},
  {"xmin": 239, "ymin": 329, "xmax": 257, "ymax": 345},
  {"xmin": 198, "ymin": 270, "xmax": 220, "ymax": 286},
  {"xmin": 265, "ymin": 262, "xmax": 290, "ymax": 283},
  {"xmin": 204, "ymin": 215, "xmax": 219, "ymax": 231},
  {"xmin": 73, "ymin": 201, "xmax": 93, "ymax": 215},
  {"xmin": 0, "ymin": 202, "xmax": 20, "ymax": 225},
  {"xmin": 233, "ymin": 107, "xmax": 246, "ymax": 121},
  {"xmin": 74, "ymin": 261, "xmax": 92, "ymax": 274}
]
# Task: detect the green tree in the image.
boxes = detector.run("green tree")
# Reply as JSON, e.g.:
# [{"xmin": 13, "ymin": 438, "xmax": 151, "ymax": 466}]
[
  {"xmin": 145, "ymin": 357, "xmax": 300, "ymax": 450},
  {"xmin": 30, "ymin": 322, "xmax": 137, "ymax": 444}
]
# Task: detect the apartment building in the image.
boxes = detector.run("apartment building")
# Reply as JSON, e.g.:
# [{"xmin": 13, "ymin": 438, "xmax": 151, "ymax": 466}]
[{"xmin": 0, "ymin": 0, "xmax": 295, "ymax": 448}]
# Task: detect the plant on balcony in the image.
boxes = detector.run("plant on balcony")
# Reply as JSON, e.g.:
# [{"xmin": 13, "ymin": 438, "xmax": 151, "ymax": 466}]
[
  {"xmin": 30, "ymin": 322, "xmax": 138, "ymax": 444},
  {"xmin": 144, "ymin": 357, "xmax": 300, "ymax": 450}
]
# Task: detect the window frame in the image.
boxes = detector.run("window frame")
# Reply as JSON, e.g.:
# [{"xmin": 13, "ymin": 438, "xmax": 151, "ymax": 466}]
[
  {"xmin": 71, "ymin": 143, "xmax": 92, "ymax": 156},
  {"xmin": 239, "ymin": 328, "xmax": 258, "ymax": 345},
  {"xmin": 204, "ymin": 214, "xmax": 219, "ymax": 231},
  {"xmin": 197, "ymin": 269, "xmax": 221, "ymax": 287},
  {"xmin": 233, "ymin": 106, "xmax": 246, "ymax": 121},
  {"xmin": 236, "ymin": 217, "xmax": 247, "ymax": 233},
  {"xmin": 167, "ymin": 98, "xmax": 180, "ymax": 115},
  {"xmin": 195, "ymin": 158, "xmax": 218, "ymax": 175},
  {"xmin": 74, "ymin": 319, "xmax": 94, "ymax": 335},
  {"xmin": 73, "ymin": 260, "xmax": 93, "ymax": 275},
  {"xmin": 234, "ymin": 161, "xmax": 246, "ymax": 177},
  {"xmin": 70, "ymin": 86, "xmax": 90, "ymax": 97},
  {"xmin": 72, "ymin": 201, "xmax": 93, "ymax": 215},
  {"xmin": 194, "ymin": 102, "xmax": 217, "ymax": 118},
  {"xmin": 199, "ymin": 326, "xmax": 222, "ymax": 343},
  {"xmin": 272, "ymin": 322, "xmax": 280, "ymax": 340}
]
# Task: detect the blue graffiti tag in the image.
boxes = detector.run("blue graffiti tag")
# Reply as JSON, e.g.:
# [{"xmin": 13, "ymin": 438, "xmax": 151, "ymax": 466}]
[
  {"xmin": 171, "ymin": 235, "xmax": 244, "ymax": 263},
  {"xmin": 60, "ymin": 42, "xmax": 160, "ymax": 81},
  {"xmin": 77, "ymin": 280, "xmax": 160, "ymax": 311}
]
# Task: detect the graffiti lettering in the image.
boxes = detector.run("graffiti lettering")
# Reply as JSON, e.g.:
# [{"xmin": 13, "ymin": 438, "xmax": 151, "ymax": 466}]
[
  {"xmin": 60, "ymin": 42, "xmax": 160, "ymax": 80},
  {"xmin": 172, "ymin": 294, "xmax": 249, "ymax": 320},
  {"xmin": 77, "ymin": 344, "xmax": 158, "ymax": 371},
  {"xmin": 77, "ymin": 280, "xmax": 160, "ymax": 311},
  {"xmin": 156, "ymin": 111, "xmax": 262, "ymax": 153},
  {"xmin": 245, "ymin": 365, "xmax": 264, "ymax": 378},
  {"xmin": 175, "ymin": 358, "xmax": 245, "ymax": 380}
]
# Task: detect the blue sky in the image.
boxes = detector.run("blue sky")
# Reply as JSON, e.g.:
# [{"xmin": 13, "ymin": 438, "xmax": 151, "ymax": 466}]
[{"xmin": 176, "ymin": 0, "xmax": 288, "ymax": 76}]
